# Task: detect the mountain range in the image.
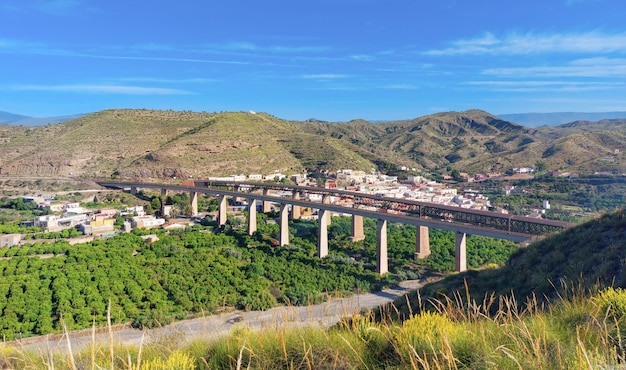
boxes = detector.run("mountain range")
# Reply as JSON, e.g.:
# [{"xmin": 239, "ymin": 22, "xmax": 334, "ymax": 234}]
[
  {"xmin": 3, "ymin": 110, "xmax": 626, "ymax": 128},
  {"xmin": 0, "ymin": 108, "xmax": 625, "ymax": 178},
  {"xmin": 0, "ymin": 111, "xmax": 85, "ymax": 126},
  {"xmin": 499, "ymin": 111, "xmax": 626, "ymax": 127}
]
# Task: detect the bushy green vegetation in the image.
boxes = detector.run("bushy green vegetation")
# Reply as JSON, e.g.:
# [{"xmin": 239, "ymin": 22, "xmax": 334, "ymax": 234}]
[
  {"xmin": 326, "ymin": 216, "xmax": 516, "ymax": 273},
  {"xmin": 484, "ymin": 175, "xmax": 626, "ymax": 216},
  {"xmin": 0, "ymin": 231, "xmax": 380, "ymax": 340},
  {"xmin": 3, "ymin": 210, "xmax": 626, "ymax": 368},
  {"xmin": 0, "ymin": 213, "xmax": 516, "ymax": 340},
  {"xmin": 23, "ymin": 228, "xmax": 83, "ymax": 240},
  {"xmin": 0, "ymin": 197, "xmax": 48, "ymax": 226}
]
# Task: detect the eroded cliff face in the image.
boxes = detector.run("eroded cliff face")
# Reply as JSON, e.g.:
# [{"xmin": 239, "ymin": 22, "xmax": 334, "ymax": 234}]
[
  {"xmin": 0, "ymin": 154, "xmax": 74, "ymax": 176},
  {"xmin": 113, "ymin": 168, "xmax": 189, "ymax": 179},
  {"xmin": 0, "ymin": 161, "xmax": 191, "ymax": 180}
]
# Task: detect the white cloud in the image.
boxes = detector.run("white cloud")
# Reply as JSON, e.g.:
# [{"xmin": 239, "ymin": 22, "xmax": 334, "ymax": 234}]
[
  {"xmin": 302, "ymin": 74, "xmax": 348, "ymax": 79},
  {"xmin": 483, "ymin": 58, "xmax": 626, "ymax": 78},
  {"xmin": 469, "ymin": 82, "xmax": 621, "ymax": 93},
  {"xmin": 78, "ymin": 54, "xmax": 251, "ymax": 65},
  {"xmin": 382, "ymin": 84, "xmax": 418, "ymax": 90},
  {"xmin": 37, "ymin": 0, "xmax": 83, "ymax": 14},
  {"xmin": 467, "ymin": 80, "xmax": 622, "ymax": 88},
  {"xmin": 11, "ymin": 84, "xmax": 190, "ymax": 95},
  {"xmin": 0, "ymin": 38, "xmax": 43, "ymax": 51},
  {"xmin": 565, "ymin": 0, "xmax": 599, "ymax": 5},
  {"xmin": 116, "ymin": 77, "xmax": 217, "ymax": 84},
  {"xmin": 208, "ymin": 42, "xmax": 327, "ymax": 54},
  {"xmin": 1, "ymin": 0, "xmax": 88, "ymax": 15},
  {"xmin": 425, "ymin": 31, "xmax": 626, "ymax": 56},
  {"xmin": 350, "ymin": 54, "xmax": 374, "ymax": 61},
  {"xmin": 0, "ymin": 37, "xmax": 321, "ymax": 66},
  {"xmin": 269, "ymin": 45, "xmax": 328, "ymax": 53}
]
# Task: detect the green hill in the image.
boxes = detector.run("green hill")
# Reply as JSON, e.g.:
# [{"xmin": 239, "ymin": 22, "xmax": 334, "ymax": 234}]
[{"xmin": 382, "ymin": 208, "xmax": 626, "ymax": 321}]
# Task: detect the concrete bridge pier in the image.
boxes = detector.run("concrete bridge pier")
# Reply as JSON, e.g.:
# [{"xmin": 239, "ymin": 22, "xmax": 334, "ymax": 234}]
[
  {"xmin": 262, "ymin": 188, "xmax": 272, "ymax": 213},
  {"xmin": 322, "ymin": 194, "xmax": 332, "ymax": 225},
  {"xmin": 318, "ymin": 209, "xmax": 329, "ymax": 258},
  {"xmin": 415, "ymin": 225, "xmax": 430, "ymax": 259},
  {"xmin": 351, "ymin": 215, "xmax": 365, "ymax": 242},
  {"xmin": 218, "ymin": 195, "xmax": 228, "ymax": 226},
  {"xmin": 130, "ymin": 186, "xmax": 138, "ymax": 195},
  {"xmin": 377, "ymin": 219, "xmax": 388, "ymax": 275},
  {"xmin": 279, "ymin": 204, "xmax": 290, "ymax": 246},
  {"xmin": 291, "ymin": 191, "xmax": 301, "ymax": 220},
  {"xmin": 190, "ymin": 191, "xmax": 198, "ymax": 216},
  {"xmin": 455, "ymin": 232, "xmax": 467, "ymax": 272},
  {"xmin": 247, "ymin": 198, "xmax": 257, "ymax": 235}
]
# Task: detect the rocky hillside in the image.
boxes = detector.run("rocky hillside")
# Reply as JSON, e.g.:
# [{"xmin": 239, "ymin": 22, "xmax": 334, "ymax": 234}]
[
  {"xmin": 0, "ymin": 110, "xmax": 382, "ymax": 178},
  {"xmin": 378, "ymin": 110, "xmax": 539, "ymax": 171},
  {"xmin": 0, "ymin": 109, "xmax": 625, "ymax": 178}
]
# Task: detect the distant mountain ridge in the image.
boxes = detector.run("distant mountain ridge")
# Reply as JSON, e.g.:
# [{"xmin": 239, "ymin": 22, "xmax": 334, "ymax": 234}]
[
  {"xmin": 0, "ymin": 111, "xmax": 85, "ymax": 126},
  {"xmin": 0, "ymin": 108, "xmax": 625, "ymax": 178},
  {"xmin": 499, "ymin": 112, "xmax": 626, "ymax": 127},
  {"xmin": 0, "ymin": 111, "xmax": 31, "ymax": 124},
  {"xmin": 3, "ymin": 109, "xmax": 626, "ymax": 128}
]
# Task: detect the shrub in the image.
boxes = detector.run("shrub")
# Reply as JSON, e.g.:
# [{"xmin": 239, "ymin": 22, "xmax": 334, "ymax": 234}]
[
  {"xmin": 593, "ymin": 287, "xmax": 626, "ymax": 319},
  {"xmin": 393, "ymin": 311, "xmax": 460, "ymax": 365},
  {"xmin": 239, "ymin": 290, "xmax": 277, "ymax": 311},
  {"xmin": 282, "ymin": 286, "xmax": 323, "ymax": 306},
  {"xmin": 141, "ymin": 350, "xmax": 196, "ymax": 370}
]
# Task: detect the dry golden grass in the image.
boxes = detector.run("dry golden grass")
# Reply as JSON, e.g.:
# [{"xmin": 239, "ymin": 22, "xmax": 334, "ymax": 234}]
[{"xmin": 2, "ymin": 284, "xmax": 626, "ymax": 369}]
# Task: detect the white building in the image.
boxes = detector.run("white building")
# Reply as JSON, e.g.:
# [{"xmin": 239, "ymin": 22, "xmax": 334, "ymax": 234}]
[
  {"xmin": 264, "ymin": 173, "xmax": 286, "ymax": 181},
  {"xmin": 513, "ymin": 167, "xmax": 535, "ymax": 174},
  {"xmin": 438, "ymin": 188, "xmax": 458, "ymax": 196},
  {"xmin": 407, "ymin": 175, "xmax": 426, "ymax": 184},
  {"xmin": 131, "ymin": 216, "xmax": 165, "ymax": 229},
  {"xmin": 123, "ymin": 206, "xmax": 146, "ymax": 217},
  {"xmin": 0, "ymin": 234, "xmax": 21, "ymax": 248}
]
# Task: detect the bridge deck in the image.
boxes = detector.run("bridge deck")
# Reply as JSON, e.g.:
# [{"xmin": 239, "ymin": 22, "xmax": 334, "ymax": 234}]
[{"xmin": 97, "ymin": 181, "xmax": 572, "ymax": 242}]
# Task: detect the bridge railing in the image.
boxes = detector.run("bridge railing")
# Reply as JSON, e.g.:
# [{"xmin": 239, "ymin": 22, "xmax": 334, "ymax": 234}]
[{"xmin": 97, "ymin": 180, "xmax": 572, "ymax": 237}]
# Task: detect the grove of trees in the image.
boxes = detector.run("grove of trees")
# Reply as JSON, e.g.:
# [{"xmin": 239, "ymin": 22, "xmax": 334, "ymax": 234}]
[{"xmin": 0, "ymin": 214, "xmax": 517, "ymax": 340}]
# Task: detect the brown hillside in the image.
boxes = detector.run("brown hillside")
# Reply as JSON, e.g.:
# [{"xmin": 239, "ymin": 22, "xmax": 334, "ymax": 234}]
[{"xmin": 1, "ymin": 109, "xmax": 625, "ymax": 179}]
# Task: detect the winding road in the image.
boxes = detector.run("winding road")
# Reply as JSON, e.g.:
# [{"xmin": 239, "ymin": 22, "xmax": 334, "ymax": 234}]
[{"xmin": 17, "ymin": 281, "xmax": 421, "ymax": 354}]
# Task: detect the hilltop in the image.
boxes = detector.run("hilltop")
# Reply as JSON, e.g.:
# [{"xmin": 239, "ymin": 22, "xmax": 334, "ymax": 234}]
[{"xmin": 0, "ymin": 108, "xmax": 625, "ymax": 178}]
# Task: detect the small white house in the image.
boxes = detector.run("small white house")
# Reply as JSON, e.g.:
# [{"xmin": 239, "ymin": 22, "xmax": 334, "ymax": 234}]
[
  {"xmin": 0, "ymin": 234, "xmax": 21, "ymax": 248},
  {"xmin": 123, "ymin": 206, "xmax": 145, "ymax": 217},
  {"xmin": 131, "ymin": 216, "xmax": 165, "ymax": 229}
]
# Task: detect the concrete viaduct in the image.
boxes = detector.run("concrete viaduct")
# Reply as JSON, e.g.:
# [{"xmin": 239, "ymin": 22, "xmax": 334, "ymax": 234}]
[{"xmin": 98, "ymin": 181, "xmax": 572, "ymax": 275}]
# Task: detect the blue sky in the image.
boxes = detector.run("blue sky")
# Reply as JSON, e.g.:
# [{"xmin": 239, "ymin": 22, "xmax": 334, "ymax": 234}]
[{"xmin": 2, "ymin": 0, "xmax": 626, "ymax": 121}]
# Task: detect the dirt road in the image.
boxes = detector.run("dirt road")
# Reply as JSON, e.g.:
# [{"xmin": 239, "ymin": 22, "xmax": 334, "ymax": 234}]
[{"xmin": 18, "ymin": 281, "xmax": 421, "ymax": 354}]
